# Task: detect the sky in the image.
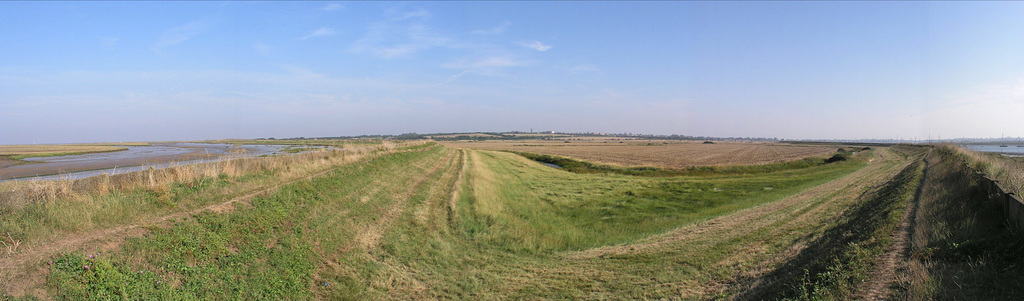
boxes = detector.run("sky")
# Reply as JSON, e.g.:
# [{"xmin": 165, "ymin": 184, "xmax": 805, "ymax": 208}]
[{"xmin": 2, "ymin": 1, "xmax": 1024, "ymax": 144}]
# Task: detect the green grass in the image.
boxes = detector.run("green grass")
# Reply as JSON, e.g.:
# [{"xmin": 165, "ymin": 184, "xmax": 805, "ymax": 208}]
[
  {"xmin": 460, "ymin": 150, "xmax": 867, "ymax": 252},
  {"xmin": 31, "ymin": 144, "xmax": 896, "ymax": 299},
  {"xmin": 750, "ymin": 156, "xmax": 924, "ymax": 300},
  {"xmin": 0, "ymin": 169, "xmax": 277, "ymax": 246},
  {"xmin": 509, "ymin": 150, "xmax": 841, "ymax": 177},
  {"xmin": 43, "ymin": 146, "xmax": 451, "ymax": 299}
]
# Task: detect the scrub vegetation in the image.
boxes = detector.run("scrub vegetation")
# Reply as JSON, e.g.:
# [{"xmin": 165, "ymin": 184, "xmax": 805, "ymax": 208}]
[
  {"xmin": 946, "ymin": 144, "xmax": 1024, "ymax": 196},
  {"xmin": 896, "ymin": 146, "xmax": 1024, "ymax": 300},
  {"xmin": 1, "ymin": 140, "xmax": 1022, "ymax": 300}
]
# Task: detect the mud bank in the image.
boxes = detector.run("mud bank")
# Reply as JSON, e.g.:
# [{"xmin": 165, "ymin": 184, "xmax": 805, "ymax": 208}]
[{"xmin": 0, "ymin": 143, "xmax": 291, "ymax": 181}]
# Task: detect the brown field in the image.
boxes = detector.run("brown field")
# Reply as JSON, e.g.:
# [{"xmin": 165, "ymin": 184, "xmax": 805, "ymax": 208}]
[
  {"xmin": 441, "ymin": 140, "xmax": 839, "ymax": 168},
  {"xmin": 0, "ymin": 145, "xmax": 128, "ymax": 159}
]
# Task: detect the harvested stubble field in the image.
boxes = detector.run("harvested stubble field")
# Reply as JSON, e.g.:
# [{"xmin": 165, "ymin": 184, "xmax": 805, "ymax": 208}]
[{"xmin": 442, "ymin": 140, "xmax": 838, "ymax": 169}]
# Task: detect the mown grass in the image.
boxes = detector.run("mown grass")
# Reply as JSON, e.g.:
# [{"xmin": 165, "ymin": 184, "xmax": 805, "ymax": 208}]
[
  {"xmin": 461, "ymin": 150, "xmax": 868, "ymax": 252},
  {"xmin": 42, "ymin": 144, "xmax": 452, "ymax": 300},
  {"xmin": 744, "ymin": 155, "xmax": 923, "ymax": 300},
  {"xmin": 47, "ymin": 190, "xmax": 318, "ymax": 299},
  {"xmin": 0, "ymin": 142, "xmax": 424, "ymax": 257},
  {"xmin": 19, "ymin": 144, "xmax": 894, "ymax": 299},
  {"xmin": 510, "ymin": 149, "xmax": 849, "ymax": 177}
]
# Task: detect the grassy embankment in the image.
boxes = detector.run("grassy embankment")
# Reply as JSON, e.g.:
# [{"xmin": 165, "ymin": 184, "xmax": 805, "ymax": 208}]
[
  {"xmin": 510, "ymin": 148, "xmax": 864, "ymax": 177},
  {"xmin": 442, "ymin": 140, "xmax": 838, "ymax": 169},
  {"xmin": 461, "ymin": 149, "xmax": 868, "ymax": 251},
  {"xmin": 739, "ymin": 146, "xmax": 926, "ymax": 299},
  {"xmin": 10, "ymin": 144, "xmax": 901, "ymax": 299},
  {"xmin": 0, "ymin": 141, "xmax": 417, "ymax": 261},
  {"xmin": 896, "ymin": 146, "xmax": 1024, "ymax": 299}
]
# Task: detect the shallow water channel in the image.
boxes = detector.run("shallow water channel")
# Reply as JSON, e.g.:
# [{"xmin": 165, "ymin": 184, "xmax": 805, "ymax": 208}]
[
  {"xmin": 0, "ymin": 143, "xmax": 301, "ymax": 182},
  {"xmin": 964, "ymin": 144, "xmax": 1024, "ymax": 157},
  {"xmin": 540, "ymin": 162, "xmax": 562, "ymax": 169}
]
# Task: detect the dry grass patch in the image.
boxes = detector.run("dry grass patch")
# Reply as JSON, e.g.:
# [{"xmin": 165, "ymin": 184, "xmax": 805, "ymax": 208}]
[
  {"xmin": 897, "ymin": 147, "xmax": 1024, "ymax": 300},
  {"xmin": 946, "ymin": 144, "xmax": 1024, "ymax": 196}
]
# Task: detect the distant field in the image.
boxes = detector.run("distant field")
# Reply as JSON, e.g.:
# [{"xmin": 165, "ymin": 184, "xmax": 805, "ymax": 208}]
[
  {"xmin": 0, "ymin": 145, "xmax": 129, "ymax": 160},
  {"xmin": 442, "ymin": 140, "xmax": 838, "ymax": 168}
]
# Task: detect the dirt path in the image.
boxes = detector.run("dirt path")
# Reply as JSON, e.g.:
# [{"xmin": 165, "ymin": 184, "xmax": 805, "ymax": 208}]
[
  {"xmin": 0, "ymin": 146, "xmax": 430, "ymax": 298},
  {"xmin": 351, "ymin": 148, "xmax": 455, "ymax": 251},
  {"xmin": 446, "ymin": 149, "xmax": 466, "ymax": 225},
  {"xmin": 852, "ymin": 153, "xmax": 928, "ymax": 300},
  {"xmin": 557, "ymin": 149, "xmax": 917, "ymax": 299}
]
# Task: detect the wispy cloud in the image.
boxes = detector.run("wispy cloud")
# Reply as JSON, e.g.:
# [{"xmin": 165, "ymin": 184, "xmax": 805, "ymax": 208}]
[
  {"xmin": 319, "ymin": 3, "xmax": 344, "ymax": 11},
  {"xmin": 350, "ymin": 9, "xmax": 455, "ymax": 59},
  {"xmin": 152, "ymin": 20, "xmax": 208, "ymax": 52},
  {"xmin": 443, "ymin": 56, "xmax": 531, "ymax": 70},
  {"xmin": 522, "ymin": 41, "xmax": 552, "ymax": 52},
  {"xmin": 301, "ymin": 27, "xmax": 336, "ymax": 40},
  {"xmin": 442, "ymin": 56, "xmax": 533, "ymax": 82},
  {"xmin": 472, "ymin": 21, "xmax": 510, "ymax": 35},
  {"xmin": 392, "ymin": 8, "xmax": 430, "ymax": 21}
]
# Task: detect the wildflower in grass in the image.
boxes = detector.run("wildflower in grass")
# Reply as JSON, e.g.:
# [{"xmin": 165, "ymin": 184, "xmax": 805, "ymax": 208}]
[{"xmin": 83, "ymin": 265, "xmax": 89, "ymax": 270}]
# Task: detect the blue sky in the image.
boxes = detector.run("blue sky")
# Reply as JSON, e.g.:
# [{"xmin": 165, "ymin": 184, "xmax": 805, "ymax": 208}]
[{"xmin": 2, "ymin": 2, "xmax": 1023, "ymax": 144}]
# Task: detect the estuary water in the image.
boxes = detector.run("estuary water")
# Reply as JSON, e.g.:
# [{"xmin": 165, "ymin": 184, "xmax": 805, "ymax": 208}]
[
  {"xmin": 964, "ymin": 144, "xmax": 1024, "ymax": 157},
  {"xmin": 0, "ymin": 143, "xmax": 296, "ymax": 181}
]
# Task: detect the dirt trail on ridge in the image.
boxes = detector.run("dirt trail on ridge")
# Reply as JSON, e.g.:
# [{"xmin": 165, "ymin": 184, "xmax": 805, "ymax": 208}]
[
  {"xmin": 568, "ymin": 149, "xmax": 908, "ymax": 260},
  {"xmin": 852, "ymin": 153, "xmax": 928, "ymax": 300}
]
